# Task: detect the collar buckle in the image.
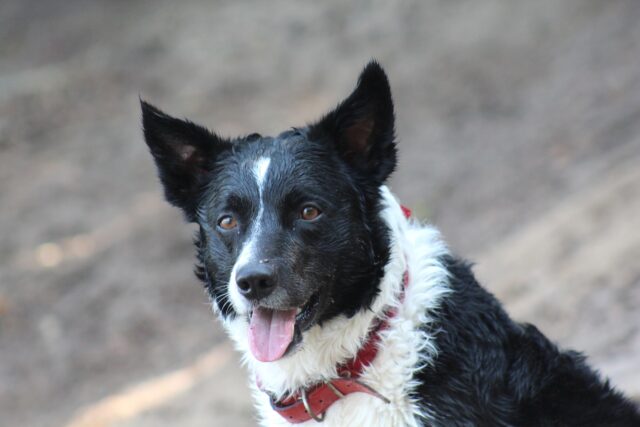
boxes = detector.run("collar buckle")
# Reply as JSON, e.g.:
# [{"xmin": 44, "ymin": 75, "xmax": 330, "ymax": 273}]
[{"xmin": 300, "ymin": 387, "xmax": 325, "ymax": 422}]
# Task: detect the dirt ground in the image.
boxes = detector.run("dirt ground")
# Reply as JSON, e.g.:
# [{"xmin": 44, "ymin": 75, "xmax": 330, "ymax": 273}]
[{"xmin": 1, "ymin": 1, "xmax": 640, "ymax": 426}]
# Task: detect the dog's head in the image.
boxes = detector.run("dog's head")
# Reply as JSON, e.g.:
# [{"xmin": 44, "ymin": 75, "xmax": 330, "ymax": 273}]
[{"xmin": 142, "ymin": 62, "xmax": 397, "ymax": 362}]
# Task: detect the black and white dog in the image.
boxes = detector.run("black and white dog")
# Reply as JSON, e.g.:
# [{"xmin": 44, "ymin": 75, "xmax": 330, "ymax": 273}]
[{"xmin": 141, "ymin": 62, "xmax": 640, "ymax": 426}]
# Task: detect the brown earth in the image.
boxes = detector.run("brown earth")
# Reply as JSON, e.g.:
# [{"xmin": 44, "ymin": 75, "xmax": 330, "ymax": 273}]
[{"xmin": 1, "ymin": 1, "xmax": 639, "ymax": 426}]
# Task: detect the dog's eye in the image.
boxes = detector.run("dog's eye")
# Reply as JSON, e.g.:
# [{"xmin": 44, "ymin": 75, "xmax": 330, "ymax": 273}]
[
  {"xmin": 300, "ymin": 206, "xmax": 321, "ymax": 221},
  {"xmin": 218, "ymin": 215, "xmax": 238, "ymax": 230}
]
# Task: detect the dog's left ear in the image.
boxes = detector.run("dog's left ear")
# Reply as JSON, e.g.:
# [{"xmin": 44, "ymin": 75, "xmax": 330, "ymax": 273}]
[
  {"xmin": 309, "ymin": 61, "xmax": 396, "ymax": 184},
  {"xmin": 140, "ymin": 100, "xmax": 230, "ymax": 221}
]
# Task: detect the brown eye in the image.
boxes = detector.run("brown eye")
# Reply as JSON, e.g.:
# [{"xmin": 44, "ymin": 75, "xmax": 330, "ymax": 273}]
[
  {"xmin": 300, "ymin": 206, "xmax": 321, "ymax": 221},
  {"xmin": 218, "ymin": 215, "xmax": 238, "ymax": 230}
]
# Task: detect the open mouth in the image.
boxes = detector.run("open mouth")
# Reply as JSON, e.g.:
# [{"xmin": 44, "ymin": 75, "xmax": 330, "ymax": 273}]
[{"xmin": 248, "ymin": 292, "xmax": 321, "ymax": 362}]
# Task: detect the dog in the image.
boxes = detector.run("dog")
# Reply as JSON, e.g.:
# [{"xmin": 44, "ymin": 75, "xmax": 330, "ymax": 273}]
[{"xmin": 140, "ymin": 61, "xmax": 640, "ymax": 426}]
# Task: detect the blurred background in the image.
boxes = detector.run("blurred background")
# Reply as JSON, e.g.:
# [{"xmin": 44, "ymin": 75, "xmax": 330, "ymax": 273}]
[{"xmin": 2, "ymin": 1, "xmax": 640, "ymax": 426}]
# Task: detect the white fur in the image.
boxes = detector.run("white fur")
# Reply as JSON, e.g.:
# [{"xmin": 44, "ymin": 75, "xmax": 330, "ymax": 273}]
[
  {"xmin": 228, "ymin": 157, "xmax": 272, "ymax": 314},
  {"xmin": 218, "ymin": 186, "xmax": 451, "ymax": 426}
]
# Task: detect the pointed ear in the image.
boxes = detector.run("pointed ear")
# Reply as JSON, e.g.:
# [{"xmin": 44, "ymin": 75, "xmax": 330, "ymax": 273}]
[
  {"xmin": 140, "ymin": 100, "xmax": 230, "ymax": 221},
  {"xmin": 309, "ymin": 61, "xmax": 396, "ymax": 183}
]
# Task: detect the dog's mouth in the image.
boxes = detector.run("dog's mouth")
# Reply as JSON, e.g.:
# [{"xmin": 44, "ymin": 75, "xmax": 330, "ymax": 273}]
[{"xmin": 248, "ymin": 291, "xmax": 321, "ymax": 363}]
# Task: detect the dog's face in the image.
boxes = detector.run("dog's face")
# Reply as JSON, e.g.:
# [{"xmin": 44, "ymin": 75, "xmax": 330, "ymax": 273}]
[{"xmin": 142, "ymin": 62, "xmax": 397, "ymax": 362}]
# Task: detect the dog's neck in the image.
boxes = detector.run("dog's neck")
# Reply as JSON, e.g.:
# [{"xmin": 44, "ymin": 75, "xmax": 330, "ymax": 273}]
[{"xmin": 221, "ymin": 186, "xmax": 408, "ymax": 398}]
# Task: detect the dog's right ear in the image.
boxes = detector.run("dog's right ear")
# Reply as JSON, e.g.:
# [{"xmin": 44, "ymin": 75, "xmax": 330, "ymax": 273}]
[{"xmin": 141, "ymin": 100, "xmax": 230, "ymax": 222}]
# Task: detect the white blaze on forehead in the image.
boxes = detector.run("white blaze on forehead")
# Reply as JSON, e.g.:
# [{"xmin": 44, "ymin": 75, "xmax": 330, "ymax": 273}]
[
  {"xmin": 251, "ymin": 157, "xmax": 271, "ymax": 241},
  {"xmin": 228, "ymin": 157, "xmax": 272, "ymax": 313},
  {"xmin": 253, "ymin": 157, "xmax": 271, "ymax": 190}
]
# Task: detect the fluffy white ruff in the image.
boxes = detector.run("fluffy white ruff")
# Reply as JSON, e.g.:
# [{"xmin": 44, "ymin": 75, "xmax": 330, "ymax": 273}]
[{"xmin": 218, "ymin": 186, "xmax": 451, "ymax": 426}]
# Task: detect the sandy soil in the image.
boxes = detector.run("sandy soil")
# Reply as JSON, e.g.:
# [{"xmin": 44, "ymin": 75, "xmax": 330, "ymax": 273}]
[{"xmin": 1, "ymin": 1, "xmax": 639, "ymax": 426}]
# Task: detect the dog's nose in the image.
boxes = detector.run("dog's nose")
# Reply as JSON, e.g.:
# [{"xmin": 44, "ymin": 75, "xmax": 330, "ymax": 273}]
[{"xmin": 235, "ymin": 263, "xmax": 276, "ymax": 301}]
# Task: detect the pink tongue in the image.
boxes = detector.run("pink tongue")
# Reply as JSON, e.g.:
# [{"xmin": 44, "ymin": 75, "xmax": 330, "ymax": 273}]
[{"xmin": 249, "ymin": 307, "xmax": 297, "ymax": 362}]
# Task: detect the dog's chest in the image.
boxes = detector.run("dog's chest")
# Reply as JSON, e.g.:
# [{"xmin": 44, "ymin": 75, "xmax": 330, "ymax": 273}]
[{"xmin": 255, "ymin": 317, "xmax": 429, "ymax": 427}]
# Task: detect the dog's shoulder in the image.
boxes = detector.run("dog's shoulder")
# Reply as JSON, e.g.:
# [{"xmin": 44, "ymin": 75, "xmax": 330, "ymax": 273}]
[{"xmin": 412, "ymin": 254, "xmax": 640, "ymax": 426}]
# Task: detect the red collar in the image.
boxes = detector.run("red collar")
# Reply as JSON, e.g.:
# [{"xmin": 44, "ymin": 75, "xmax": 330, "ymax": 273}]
[{"xmin": 267, "ymin": 205, "xmax": 412, "ymax": 423}]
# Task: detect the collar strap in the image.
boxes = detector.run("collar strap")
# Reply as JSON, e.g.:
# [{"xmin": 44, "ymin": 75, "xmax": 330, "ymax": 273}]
[
  {"xmin": 271, "ymin": 377, "xmax": 390, "ymax": 423},
  {"xmin": 267, "ymin": 204, "xmax": 412, "ymax": 423},
  {"xmin": 400, "ymin": 204, "xmax": 412, "ymax": 220}
]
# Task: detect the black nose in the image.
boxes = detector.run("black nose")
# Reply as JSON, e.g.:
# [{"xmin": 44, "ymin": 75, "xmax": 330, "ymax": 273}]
[{"xmin": 235, "ymin": 263, "xmax": 276, "ymax": 301}]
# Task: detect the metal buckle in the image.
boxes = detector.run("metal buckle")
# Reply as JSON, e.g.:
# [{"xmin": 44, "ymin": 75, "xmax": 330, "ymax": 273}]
[
  {"xmin": 292, "ymin": 378, "xmax": 391, "ymax": 423},
  {"xmin": 326, "ymin": 381, "xmax": 345, "ymax": 398},
  {"xmin": 350, "ymin": 378, "xmax": 391, "ymax": 404},
  {"xmin": 300, "ymin": 387, "xmax": 325, "ymax": 423}
]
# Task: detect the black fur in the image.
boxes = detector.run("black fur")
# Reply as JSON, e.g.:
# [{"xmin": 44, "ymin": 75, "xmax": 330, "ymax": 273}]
[
  {"xmin": 141, "ymin": 100, "xmax": 232, "ymax": 221},
  {"xmin": 416, "ymin": 256, "xmax": 640, "ymax": 426},
  {"xmin": 308, "ymin": 61, "xmax": 397, "ymax": 185},
  {"xmin": 141, "ymin": 61, "xmax": 640, "ymax": 425}
]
